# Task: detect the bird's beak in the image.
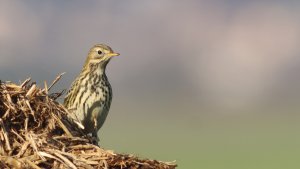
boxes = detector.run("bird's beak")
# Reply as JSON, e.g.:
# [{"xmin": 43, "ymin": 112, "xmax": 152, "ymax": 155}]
[{"xmin": 107, "ymin": 53, "xmax": 120, "ymax": 57}]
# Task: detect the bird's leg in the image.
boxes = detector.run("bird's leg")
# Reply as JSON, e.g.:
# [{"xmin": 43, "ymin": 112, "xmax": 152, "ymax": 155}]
[
  {"xmin": 96, "ymin": 134, "xmax": 101, "ymax": 147},
  {"xmin": 91, "ymin": 130, "xmax": 100, "ymax": 146}
]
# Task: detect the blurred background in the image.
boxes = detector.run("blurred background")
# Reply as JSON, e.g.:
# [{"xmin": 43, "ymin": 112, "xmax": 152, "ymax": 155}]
[{"xmin": 1, "ymin": 0, "xmax": 300, "ymax": 168}]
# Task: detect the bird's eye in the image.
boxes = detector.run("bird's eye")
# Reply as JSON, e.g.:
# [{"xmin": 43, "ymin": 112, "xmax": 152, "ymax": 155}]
[{"xmin": 97, "ymin": 50, "xmax": 103, "ymax": 55}]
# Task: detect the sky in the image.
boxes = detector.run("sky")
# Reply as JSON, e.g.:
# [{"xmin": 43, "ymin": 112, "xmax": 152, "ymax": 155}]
[
  {"xmin": 1, "ymin": 1, "xmax": 300, "ymax": 109},
  {"xmin": 1, "ymin": 1, "xmax": 300, "ymax": 168}
]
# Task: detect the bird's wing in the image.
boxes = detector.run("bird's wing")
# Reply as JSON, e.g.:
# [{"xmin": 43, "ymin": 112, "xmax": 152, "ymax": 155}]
[{"xmin": 64, "ymin": 77, "xmax": 80, "ymax": 107}]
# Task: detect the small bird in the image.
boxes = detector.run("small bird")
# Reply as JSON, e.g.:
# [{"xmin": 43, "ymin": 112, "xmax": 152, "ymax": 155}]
[{"xmin": 64, "ymin": 44, "xmax": 119, "ymax": 141}]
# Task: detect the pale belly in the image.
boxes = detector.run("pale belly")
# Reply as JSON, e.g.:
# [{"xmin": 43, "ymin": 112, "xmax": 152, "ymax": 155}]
[{"xmin": 74, "ymin": 90, "xmax": 110, "ymax": 134}]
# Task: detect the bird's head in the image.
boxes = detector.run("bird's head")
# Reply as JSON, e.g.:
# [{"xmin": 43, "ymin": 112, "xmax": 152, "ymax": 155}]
[{"xmin": 84, "ymin": 44, "xmax": 119, "ymax": 70}]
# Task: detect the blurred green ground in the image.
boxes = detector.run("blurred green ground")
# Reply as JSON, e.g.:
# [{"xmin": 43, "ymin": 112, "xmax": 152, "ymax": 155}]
[{"xmin": 100, "ymin": 99, "xmax": 300, "ymax": 169}]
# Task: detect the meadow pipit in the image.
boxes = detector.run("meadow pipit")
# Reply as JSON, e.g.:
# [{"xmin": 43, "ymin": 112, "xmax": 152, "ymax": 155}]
[{"xmin": 64, "ymin": 44, "xmax": 119, "ymax": 140}]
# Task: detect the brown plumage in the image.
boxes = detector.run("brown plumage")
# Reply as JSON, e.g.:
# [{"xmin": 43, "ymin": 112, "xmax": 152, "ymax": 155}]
[{"xmin": 64, "ymin": 44, "xmax": 119, "ymax": 141}]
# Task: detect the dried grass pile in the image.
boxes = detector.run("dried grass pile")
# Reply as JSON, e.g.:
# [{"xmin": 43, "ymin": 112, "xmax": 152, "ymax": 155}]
[{"xmin": 0, "ymin": 76, "xmax": 177, "ymax": 169}]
